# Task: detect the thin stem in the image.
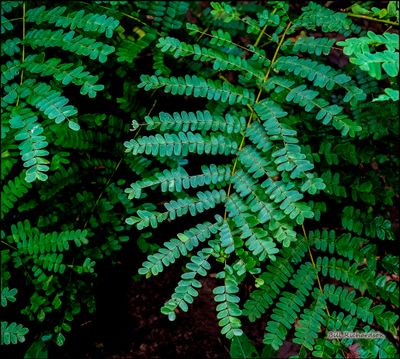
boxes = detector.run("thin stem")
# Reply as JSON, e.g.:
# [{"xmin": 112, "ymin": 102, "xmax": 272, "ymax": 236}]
[
  {"xmin": 83, "ymin": 100, "xmax": 157, "ymax": 228},
  {"xmin": 301, "ymin": 224, "xmax": 330, "ymax": 317},
  {"xmin": 15, "ymin": 2, "xmax": 26, "ymax": 108},
  {"xmin": 254, "ymin": 23, "xmax": 269, "ymax": 48},
  {"xmin": 83, "ymin": 157, "xmax": 123, "ymax": 229},
  {"xmin": 1, "ymin": 240, "xmax": 17, "ymax": 250},
  {"xmin": 345, "ymin": 12, "xmax": 399, "ymax": 26},
  {"xmin": 223, "ymin": 21, "xmax": 292, "ymax": 221},
  {"xmin": 198, "ymin": 26, "xmax": 209, "ymax": 41},
  {"xmin": 253, "ymin": 8, "xmax": 277, "ymax": 47},
  {"xmin": 79, "ymin": 1, "xmax": 162, "ymax": 35}
]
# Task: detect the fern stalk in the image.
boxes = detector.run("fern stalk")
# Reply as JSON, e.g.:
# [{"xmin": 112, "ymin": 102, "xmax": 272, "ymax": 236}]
[
  {"xmin": 15, "ymin": 1, "xmax": 25, "ymax": 107},
  {"xmin": 301, "ymin": 224, "xmax": 330, "ymax": 316},
  {"xmin": 344, "ymin": 12, "xmax": 399, "ymax": 26},
  {"xmin": 223, "ymin": 21, "xmax": 292, "ymax": 220}
]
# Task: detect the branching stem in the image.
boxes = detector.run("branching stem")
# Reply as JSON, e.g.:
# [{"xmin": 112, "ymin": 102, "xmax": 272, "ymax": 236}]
[
  {"xmin": 223, "ymin": 21, "xmax": 292, "ymax": 220},
  {"xmin": 345, "ymin": 12, "xmax": 399, "ymax": 25}
]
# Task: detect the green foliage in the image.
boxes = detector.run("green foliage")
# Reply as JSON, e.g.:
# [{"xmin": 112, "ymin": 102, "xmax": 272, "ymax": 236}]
[
  {"xmin": 124, "ymin": 1, "xmax": 399, "ymax": 357},
  {"xmin": 0, "ymin": 0, "xmax": 182, "ymax": 354},
  {"xmin": 2, "ymin": 1, "xmax": 398, "ymax": 358},
  {"xmin": 1, "ymin": 321, "xmax": 29, "ymax": 345},
  {"xmin": 338, "ymin": 31, "xmax": 399, "ymax": 102}
]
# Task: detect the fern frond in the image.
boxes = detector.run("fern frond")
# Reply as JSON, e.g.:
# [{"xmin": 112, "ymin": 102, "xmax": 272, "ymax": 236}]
[
  {"xmin": 289, "ymin": 36, "xmax": 335, "ymax": 56},
  {"xmin": 9, "ymin": 106, "xmax": 50, "ymax": 182},
  {"xmin": 214, "ymin": 269, "xmax": 243, "ymax": 339},
  {"xmin": 1, "ymin": 172, "xmax": 32, "ymax": 218},
  {"xmin": 139, "ymin": 216, "xmax": 222, "ymax": 276},
  {"xmin": 1, "ymin": 60, "xmax": 20, "ymax": 85},
  {"xmin": 274, "ymin": 56, "xmax": 366, "ymax": 105},
  {"xmin": 126, "ymin": 189, "xmax": 226, "ymax": 230},
  {"xmin": 138, "ymin": 74, "xmax": 255, "ymax": 105},
  {"xmin": 34, "ymin": 253, "xmax": 66, "ymax": 274},
  {"xmin": 25, "ymin": 29, "xmax": 115, "ymax": 63},
  {"xmin": 237, "ymin": 146, "xmax": 275, "ymax": 179},
  {"xmin": 324, "ymin": 284, "xmax": 398, "ymax": 334},
  {"xmin": 23, "ymin": 55, "xmax": 104, "ymax": 98},
  {"xmin": 137, "ymin": 1, "xmax": 188, "ymax": 33},
  {"xmin": 341, "ymin": 206, "xmax": 394, "ymax": 240},
  {"xmin": 1, "ymin": 287, "xmax": 18, "ymax": 307},
  {"xmin": 245, "ymin": 122, "xmax": 274, "ymax": 153},
  {"xmin": 338, "ymin": 32, "xmax": 398, "ymax": 79},
  {"xmin": 116, "ymin": 31, "xmax": 156, "ymax": 63},
  {"xmin": 254, "ymin": 99, "xmax": 318, "ymax": 180},
  {"xmin": 125, "ymin": 164, "xmax": 232, "ymax": 199},
  {"xmin": 263, "ymin": 262, "xmax": 317, "ymax": 350},
  {"xmin": 261, "ymin": 179, "xmax": 314, "ymax": 225},
  {"xmin": 293, "ymin": 289, "xmax": 327, "ymax": 351},
  {"xmin": 291, "ymin": 2, "xmax": 359, "ymax": 35},
  {"xmin": 26, "ymin": 6, "xmax": 119, "ymax": 38},
  {"xmin": 243, "ymin": 238, "xmax": 309, "ymax": 321},
  {"xmin": 161, "ymin": 247, "xmax": 213, "ymax": 320},
  {"xmin": 267, "ymin": 78, "xmax": 362, "ymax": 137},
  {"xmin": 124, "ymin": 132, "xmax": 238, "ymax": 157},
  {"xmin": 139, "ymin": 110, "xmax": 246, "ymax": 133},
  {"xmin": 1, "ymin": 37, "xmax": 21, "ymax": 57},
  {"xmin": 10, "ymin": 221, "xmax": 89, "ymax": 255},
  {"xmin": 157, "ymin": 37, "xmax": 264, "ymax": 81},
  {"xmin": 1, "ymin": 1, "xmax": 20, "ymax": 35},
  {"xmin": 25, "ymin": 83, "xmax": 78, "ymax": 131},
  {"xmin": 1, "ymin": 321, "xmax": 29, "ymax": 345}
]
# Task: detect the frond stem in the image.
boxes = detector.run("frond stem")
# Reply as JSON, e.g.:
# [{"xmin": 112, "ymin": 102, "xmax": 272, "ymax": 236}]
[
  {"xmin": 1, "ymin": 240, "xmax": 17, "ymax": 250},
  {"xmin": 301, "ymin": 224, "xmax": 331, "ymax": 317},
  {"xmin": 223, "ymin": 22, "xmax": 292, "ymax": 221},
  {"xmin": 345, "ymin": 12, "xmax": 399, "ymax": 26},
  {"xmin": 15, "ymin": 2, "xmax": 26, "ymax": 108}
]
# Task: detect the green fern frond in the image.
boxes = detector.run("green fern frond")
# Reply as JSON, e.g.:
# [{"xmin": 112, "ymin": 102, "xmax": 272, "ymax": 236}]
[
  {"xmin": 161, "ymin": 247, "xmax": 213, "ymax": 320},
  {"xmin": 214, "ymin": 268, "xmax": 243, "ymax": 339},
  {"xmin": 28, "ymin": 82, "xmax": 79, "ymax": 129},
  {"xmin": 9, "ymin": 105, "xmax": 50, "ymax": 182},
  {"xmin": 116, "ymin": 31, "xmax": 157, "ymax": 63},
  {"xmin": 293, "ymin": 289, "xmax": 327, "ymax": 351},
  {"xmin": 1, "ymin": 59, "xmax": 20, "ymax": 85},
  {"xmin": 139, "ymin": 110, "xmax": 246, "ymax": 133},
  {"xmin": 1, "ymin": 288, "xmax": 18, "ymax": 307},
  {"xmin": 138, "ymin": 74, "xmax": 255, "ymax": 105},
  {"xmin": 6, "ymin": 220, "xmax": 89, "ymax": 259},
  {"xmin": 125, "ymin": 164, "xmax": 231, "ymax": 199},
  {"xmin": 25, "ymin": 29, "xmax": 115, "ymax": 63},
  {"xmin": 124, "ymin": 132, "xmax": 238, "ymax": 157},
  {"xmin": 243, "ymin": 238, "xmax": 309, "ymax": 321},
  {"xmin": 126, "ymin": 189, "xmax": 226, "ymax": 230},
  {"xmin": 23, "ymin": 55, "xmax": 104, "ymax": 98},
  {"xmin": 139, "ymin": 216, "xmax": 222, "ymax": 276},
  {"xmin": 157, "ymin": 37, "xmax": 264, "ymax": 81},
  {"xmin": 26, "ymin": 6, "xmax": 120, "ymax": 38},
  {"xmin": 1, "ymin": 172, "xmax": 32, "ymax": 218},
  {"xmin": 263, "ymin": 262, "xmax": 317, "ymax": 350},
  {"xmin": 1, "ymin": 321, "xmax": 29, "ymax": 345},
  {"xmin": 288, "ymin": 36, "xmax": 335, "ymax": 56},
  {"xmin": 291, "ymin": 2, "xmax": 359, "ymax": 35}
]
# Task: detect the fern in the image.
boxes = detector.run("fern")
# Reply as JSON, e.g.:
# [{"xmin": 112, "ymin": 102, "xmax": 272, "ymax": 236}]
[
  {"xmin": 139, "ymin": 74, "xmax": 256, "ymax": 105},
  {"xmin": 2, "ymin": 1, "xmax": 398, "ymax": 357},
  {"xmin": 1, "ymin": 321, "xmax": 29, "ymax": 345},
  {"xmin": 126, "ymin": 1, "xmax": 399, "ymax": 356}
]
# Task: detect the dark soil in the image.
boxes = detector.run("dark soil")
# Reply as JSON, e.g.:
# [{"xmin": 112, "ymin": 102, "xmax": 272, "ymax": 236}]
[{"xmin": 52, "ymin": 258, "xmax": 230, "ymax": 359}]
